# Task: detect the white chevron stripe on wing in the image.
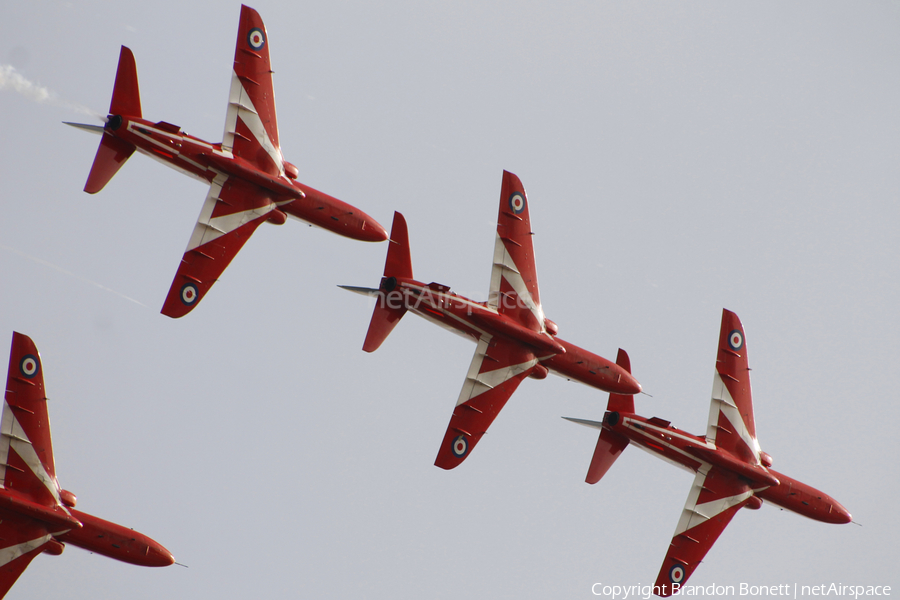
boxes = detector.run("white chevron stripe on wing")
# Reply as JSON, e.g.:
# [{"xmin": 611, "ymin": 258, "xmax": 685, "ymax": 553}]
[
  {"xmin": 0, "ymin": 533, "xmax": 53, "ymax": 567},
  {"xmin": 185, "ymin": 173, "xmax": 275, "ymax": 252},
  {"xmin": 221, "ymin": 72, "xmax": 284, "ymax": 174},
  {"xmin": 673, "ymin": 466, "xmax": 755, "ymax": 536},
  {"xmin": 0, "ymin": 400, "xmax": 12, "ymax": 487},
  {"xmin": 706, "ymin": 371, "xmax": 762, "ymax": 464},
  {"xmin": 488, "ymin": 232, "xmax": 545, "ymax": 328},
  {"xmin": 0, "ymin": 401, "xmax": 62, "ymax": 507},
  {"xmin": 455, "ymin": 336, "xmax": 538, "ymax": 406}
]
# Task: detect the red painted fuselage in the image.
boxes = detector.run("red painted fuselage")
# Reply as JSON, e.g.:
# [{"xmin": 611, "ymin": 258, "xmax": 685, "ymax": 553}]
[
  {"xmin": 100, "ymin": 115, "xmax": 385, "ymax": 242},
  {"xmin": 379, "ymin": 277, "xmax": 642, "ymax": 396},
  {"xmin": 601, "ymin": 410, "xmax": 850, "ymax": 524},
  {"xmin": 0, "ymin": 488, "xmax": 174, "ymax": 568},
  {"xmin": 57, "ymin": 508, "xmax": 174, "ymax": 567}
]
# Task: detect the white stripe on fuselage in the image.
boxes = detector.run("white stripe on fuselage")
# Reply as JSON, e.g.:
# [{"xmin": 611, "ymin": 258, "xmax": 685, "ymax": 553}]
[
  {"xmin": 403, "ymin": 282, "xmax": 495, "ymax": 314},
  {"xmin": 125, "ymin": 123, "xmax": 216, "ymax": 183},
  {"xmin": 401, "ymin": 283, "xmax": 495, "ymax": 340},
  {"xmin": 621, "ymin": 417, "xmax": 715, "ymax": 474}
]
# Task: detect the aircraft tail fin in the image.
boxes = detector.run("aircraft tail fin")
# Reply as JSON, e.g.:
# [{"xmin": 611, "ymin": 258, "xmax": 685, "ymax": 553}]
[
  {"xmin": 563, "ymin": 349, "xmax": 635, "ymax": 484},
  {"xmin": 108, "ymin": 46, "xmax": 142, "ymax": 118},
  {"xmin": 607, "ymin": 348, "xmax": 635, "ymax": 414},
  {"xmin": 382, "ymin": 211, "xmax": 413, "ymax": 280},
  {"xmin": 357, "ymin": 212, "xmax": 412, "ymax": 352},
  {"xmin": 82, "ymin": 46, "xmax": 141, "ymax": 194}
]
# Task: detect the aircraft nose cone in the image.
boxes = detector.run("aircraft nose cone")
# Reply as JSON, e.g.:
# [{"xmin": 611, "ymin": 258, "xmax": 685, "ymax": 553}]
[
  {"xmin": 361, "ymin": 214, "xmax": 388, "ymax": 242},
  {"xmin": 829, "ymin": 501, "xmax": 853, "ymax": 525},
  {"xmin": 146, "ymin": 543, "xmax": 176, "ymax": 567},
  {"xmin": 617, "ymin": 370, "xmax": 642, "ymax": 395}
]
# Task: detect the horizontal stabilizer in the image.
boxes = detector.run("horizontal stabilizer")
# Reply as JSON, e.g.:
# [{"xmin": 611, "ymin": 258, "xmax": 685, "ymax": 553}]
[
  {"xmin": 63, "ymin": 122, "xmax": 104, "ymax": 135},
  {"xmin": 563, "ymin": 417, "xmax": 630, "ymax": 484},
  {"xmin": 585, "ymin": 428, "xmax": 629, "ymax": 484},
  {"xmin": 337, "ymin": 285, "xmax": 380, "ymax": 297},
  {"xmin": 83, "ymin": 134, "xmax": 135, "ymax": 194},
  {"xmin": 362, "ymin": 303, "xmax": 406, "ymax": 353},
  {"xmin": 561, "ymin": 416, "xmax": 603, "ymax": 430},
  {"xmin": 339, "ymin": 284, "xmax": 406, "ymax": 351}
]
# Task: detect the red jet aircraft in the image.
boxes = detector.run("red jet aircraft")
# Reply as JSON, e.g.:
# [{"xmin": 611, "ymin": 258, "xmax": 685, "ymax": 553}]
[
  {"xmin": 66, "ymin": 5, "xmax": 387, "ymax": 318},
  {"xmin": 566, "ymin": 309, "xmax": 851, "ymax": 596},
  {"xmin": 341, "ymin": 171, "xmax": 642, "ymax": 469},
  {"xmin": 0, "ymin": 333, "xmax": 173, "ymax": 597}
]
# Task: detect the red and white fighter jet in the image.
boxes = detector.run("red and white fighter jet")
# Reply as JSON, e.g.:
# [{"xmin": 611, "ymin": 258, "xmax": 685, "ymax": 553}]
[
  {"xmin": 66, "ymin": 5, "xmax": 387, "ymax": 318},
  {"xmin": 0, "ymin": 333, "xmax": 173, "ymax": 598},
  {"xmin": 341, "ymin": 171, "xmax": 642, "ymax": 469},
  {"xmin": 566, "ymin": 310, "xmax": 851, "ymax": 596}
]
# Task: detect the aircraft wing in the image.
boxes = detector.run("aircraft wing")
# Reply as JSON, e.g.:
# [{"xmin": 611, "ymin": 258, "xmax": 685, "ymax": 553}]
[
  {"xmin": 1, "ymin": 333, "xmax": 62, "ymax": 507},
  {"xmin": 434, "ymin": 336, "xmax": 540, "ymax": 470},
  {"xmin": 654, "ymin": 465, "xmax": 755, "ymax": 596},
  {"xmin": 160, "ymin": 174, "xmax": 279, "ymax": 318},
  {"xmin": 0, "ymin": 518, "xmax": 56, "ymax": 598},
  {"xmin": 488, "ymin": 171, "xmax": 545, "ymax": 332},
  {"xmin": 222, "ymin": 4, "xmax": 284, "ymax": 176},
  {"xmin": 705, "ymin": 309, "xmax": 761, "ymax": 465}
]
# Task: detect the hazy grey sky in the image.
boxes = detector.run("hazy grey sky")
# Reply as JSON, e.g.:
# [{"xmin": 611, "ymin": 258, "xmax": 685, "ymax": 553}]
[{"xmin": 1, "ymin": 1, "xmax": 898, "ymax": 598}]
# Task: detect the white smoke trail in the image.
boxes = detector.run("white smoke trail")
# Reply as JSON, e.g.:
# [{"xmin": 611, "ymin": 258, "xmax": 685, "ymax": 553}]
[
  {"xmin": 0, "ymin": 64, "xmax": 103, "ymax": 119},
  {"xmin": 1, "ymin": 244, "xmax": 149, "ymax": 309}
]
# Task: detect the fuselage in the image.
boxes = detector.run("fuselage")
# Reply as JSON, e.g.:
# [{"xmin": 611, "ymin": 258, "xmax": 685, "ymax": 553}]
[
  {"xmin": 383, "ymin": 277, "xmax": 642, "ymax": 395},
  {"xmin": 602, "ymin": 410, "xmax": 851, "ymax": 524},
  {"xmin": 0, "ymin": 487, "xmax": 173, "ymax": 567},
  {"xmin": 58, "ymin": 508, "xmax": 174, "ymax": 567},
  {"xmin": 102, "ymin": 114, "xmax": 386, "ymax": 242}
]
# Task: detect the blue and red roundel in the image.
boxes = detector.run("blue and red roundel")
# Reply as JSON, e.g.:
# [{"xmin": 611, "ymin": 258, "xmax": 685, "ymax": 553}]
[
  {"xmin": 19, "ymin": 354, "xmax": 39, "ymax": 379},
  {"xmin": 508, "ymin": 192, "xmax": 526, "ymax": 214},
  {"xmin": 180, "ymin": 283, "xmax": 199, "ymax": 306},
  {"xmin": 451, "ymin": 435, "xmax": 468, "ymax": 457},
  {"xmin": 247, "ymin": 28, "xmax": 266, "ymax": 50},
  {"xmin": 728, "ymin": 330, "xmax": 744, "ymax": 351}
]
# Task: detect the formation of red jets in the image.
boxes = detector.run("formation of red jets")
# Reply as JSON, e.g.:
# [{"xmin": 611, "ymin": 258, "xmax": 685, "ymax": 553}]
[{"xmin": 2, "ymin": 5, "xmax": 850, "ymax": 598}]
